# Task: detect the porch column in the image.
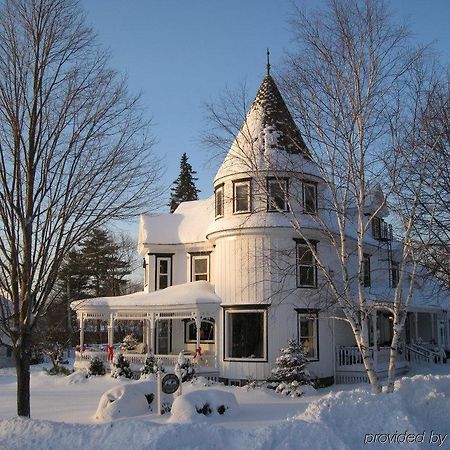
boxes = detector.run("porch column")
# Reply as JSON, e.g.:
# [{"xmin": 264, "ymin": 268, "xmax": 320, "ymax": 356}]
[
  {"xmin": 145, "ymin": 317, "xmax": 151, "ymax": 351},
  {"xmin": 372, "ymin": 313, "xmax": 378, "ymax": 370},
  {"xmin": 214, "ymin": 313, "xmax": 219, "ymax": 369},
  {"xmin": 414, "ymin": 312, "xmax": 419, "ymax": 342},
  {"xmin": 150, "ymin": 313, "xmax": 155, "ymax": 353},
  {"xmin": 195, "ymin": 316, "xmax": 202, "ymax": 351},
  {"xmin": 79, "ymin": 313, "xmax": 85, "ymax": 351},
  {"xmin": 107, "ymin": 313, "xmax": 114, "ymax": 347}
]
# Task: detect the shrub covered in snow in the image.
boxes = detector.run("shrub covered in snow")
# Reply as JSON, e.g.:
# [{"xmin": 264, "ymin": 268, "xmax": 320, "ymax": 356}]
[
  {"xmin": 175, "ymin": 351, "xmax": 195, "ymax": 382},
  {"xmin": 45, "ymin": 365, "xmax": 72, "ymax": 376},
  {"xmin": 111, "ymin": 352, "xmax": 133, "ymax": 379},
  {"xmin": 88, "ymin": 357, "xmax": 106, "ymax": 376},
  {"xmin": 120, "ymin": 334, "xmax": 138, "ymax": 352},
  {"xmin": 95, "ymin": 381, "xmax": 156, "ymax": 421},
  {"xmin": 170, "ymin": 390, "xmax": 240, "ymax": 423},
  {"xmin": 269, "ymin": 338, "xmax": 311, "ymax": 395},
  {"xmin": 140, "ymin": 352, "xmax": 164, "ymax": 379}
]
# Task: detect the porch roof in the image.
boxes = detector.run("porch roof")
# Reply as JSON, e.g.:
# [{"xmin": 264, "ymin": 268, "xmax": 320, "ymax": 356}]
[{"xmin": 70, "ymin": 281, "xmax": 222, "ymax": 317}]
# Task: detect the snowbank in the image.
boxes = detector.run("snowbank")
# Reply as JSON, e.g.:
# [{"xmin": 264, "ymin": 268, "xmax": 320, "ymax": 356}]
[
  {"xmin": 95, "ymin": 380, "xmax": 156, "ymax": 421},
  {"xmin": 170, "ymin": 390, "xmax": 240, "ymax": 423},
  {"xmin": 0, "ymin": 371, "xmax": 449, "ymax": 449}
]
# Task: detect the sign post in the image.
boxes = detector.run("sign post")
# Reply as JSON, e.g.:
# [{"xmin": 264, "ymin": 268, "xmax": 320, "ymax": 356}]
[{"xmin": 157, "ymin": 372, "xmax": 181, "ymax": 415}]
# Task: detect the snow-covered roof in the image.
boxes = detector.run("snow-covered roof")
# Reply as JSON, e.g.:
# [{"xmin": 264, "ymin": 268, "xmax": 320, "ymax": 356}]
[
  {"xmin": 70, "ymin": 281, "xmax": 221, "ymax": 310},
  {"xmin": 138, "ymin": 197, "xmax": 214, "ymax": 247}
]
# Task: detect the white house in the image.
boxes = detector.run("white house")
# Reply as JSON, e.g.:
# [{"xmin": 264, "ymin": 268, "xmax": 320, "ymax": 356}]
[{"xmin": 72, "ymin": 69, "xmax": 450, "ymax": 385}]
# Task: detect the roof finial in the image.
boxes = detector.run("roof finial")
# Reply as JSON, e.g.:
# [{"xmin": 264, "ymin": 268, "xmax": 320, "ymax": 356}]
[{"xmin": 266, "ymin": 48, "xmax": 271, "ymax": 76}]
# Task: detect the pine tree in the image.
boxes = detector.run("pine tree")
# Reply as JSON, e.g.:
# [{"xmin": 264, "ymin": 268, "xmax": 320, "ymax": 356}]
[
  {"xmin": 269, "ymin": 339, "xmax": 311, "ymax": 397},
  {"xmin": 270, "ymin": 338, "xmax": 310, "ymax": 384},
  {"xmin": 169, "ymin": 153, "xmax": 200, "ymax": 213},
  {"xmin": 80, "ymin": 228, "xmax": 131, "ymax": 297},
  {"xmin": 111, "ymin": 352, "xmax": 133, "ymax": 379},
  {"xmin": 175, "ymin": 351, "xmax": 195, "ymax": 382},
  {"xmin": 140, "ymin": 352, "xmax": 164, "ymax": 379}
]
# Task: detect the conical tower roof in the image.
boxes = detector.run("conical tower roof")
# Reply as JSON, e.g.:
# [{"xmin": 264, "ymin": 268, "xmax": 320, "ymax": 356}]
[
  {"xmin": 214, "ymin": 71, "xmax": 312, "ymax": 183},
  {"xmin": 250, "ymin": 74, "xmax": 310, "ymax": 157}
]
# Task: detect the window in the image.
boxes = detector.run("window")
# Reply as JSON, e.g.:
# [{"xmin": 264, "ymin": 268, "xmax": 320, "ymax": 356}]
[
  {"xmin": 233, "ymin": 179, "xmax": 251, "ymax": 213},
  {"xmin": 363, "ymin": 254, "xmax": 371, "ymax": 287},
  {"xmin": 372, "ymin": 217, "xmax": 392, "ymax": 241},
  {"xmin": 185, "ymin": 318, "xmax": 215, "ymax": 343},
  {"xmin": 156, "ymin": 256, "xmax": 172, "ymax": 290},
  {"xmin": 391, "ymin": 261, "xmax": 399, "ymax": 288},
  {"xmin": 224, "ymin": 308, "xmax": 267, "ymax": 360},
  {"xmin": 302, "ymin": 182, "xmax": 317, "ymax": 214},
  {"xmin": 215, "ymin": 184, "xmax": 224, "ymax": 218},
  {"xmin": 191, "ymin": 254, "xmax": 209, "ymax": 281},
  {"xmin": 297, "ymin": 310, "xmax": 319, "ymax": 360},
  {"xmin": 296, "ymin": 241, "xmax": 317, "ymax": 288},
  {"xmin": 267, "ymin": 178, "xmax": 289, "ymax": 211}
]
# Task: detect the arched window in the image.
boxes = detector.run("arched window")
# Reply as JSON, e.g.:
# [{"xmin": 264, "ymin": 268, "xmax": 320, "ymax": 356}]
[{"xmin": 184, "ymin": 318, "xmax": 215, "ymax": 343}]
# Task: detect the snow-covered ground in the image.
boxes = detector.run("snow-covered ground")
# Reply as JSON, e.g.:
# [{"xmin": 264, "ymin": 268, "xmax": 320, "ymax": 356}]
[{"xmin": 0, "ymin": 363, "xmax": 449, "ymax": 449}]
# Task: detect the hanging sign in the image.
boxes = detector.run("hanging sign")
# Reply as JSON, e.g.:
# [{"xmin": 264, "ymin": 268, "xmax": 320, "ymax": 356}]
[{"xmin": 161, "ymin": 373, "xmax": 180, "ymax": 394}]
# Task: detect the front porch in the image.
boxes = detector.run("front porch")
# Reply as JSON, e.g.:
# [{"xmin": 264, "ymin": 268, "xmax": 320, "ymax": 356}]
[
  {"xmin": 334, "ymin": 307, "xmax": 448, "ymax": 384},
  {"xmin": 70, "ymin": 282, "xmax": 222, "ymax": 378},
  {"xmin": 335, "ymin": 345, "xmax": 409, "ymax": 384}
]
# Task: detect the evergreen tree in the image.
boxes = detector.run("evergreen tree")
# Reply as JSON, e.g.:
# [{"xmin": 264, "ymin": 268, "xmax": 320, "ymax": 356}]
[
  {"xmin": 270, "ymin": 338, "xmax": 310, "ymax": 384},
  {"xmin": 111, "ymin": 352, "xmax": 133, "ymax": 379},
  {"xmin": 268, "ymin": 339, "xmax": 311, "ymax": 397},
  {"xmin": 175, "ymin": 351, "xmax": 195, "ymax": 382},
  {"xmin": 140, "ymin": 352, "xmax": 164, "ymax": 379},
  {"xmin": 80, "ymin": 229, "xmax": 131, "ymax": 297},
  {"xmin": 169, "ymin": 153, "xmax": 200, "ymax": 213}
]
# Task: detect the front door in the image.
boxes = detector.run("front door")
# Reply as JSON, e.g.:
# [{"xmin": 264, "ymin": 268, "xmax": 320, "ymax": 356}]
[{"xmin": 156, "ymin": 320, "xmax": 171, "ymax": 354}]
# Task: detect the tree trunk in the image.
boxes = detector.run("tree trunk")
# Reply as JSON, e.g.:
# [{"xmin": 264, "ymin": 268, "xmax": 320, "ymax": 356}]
[
  {"xmin": 14, "ymin": 337, "xmax": 31, "ymax": 417},
  {"xmin": 386, "ymin": 328, "xmax": 401, "ymax": 393},
  {"xmin": 354, "ymin": 330, "xmax": 381, "ymax": 392}
]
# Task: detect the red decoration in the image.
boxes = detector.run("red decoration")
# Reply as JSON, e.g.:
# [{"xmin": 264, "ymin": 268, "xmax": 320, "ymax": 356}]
[
  {"xmin": 107, "ymin": 345, "xmax": 114, "ymax": 361},
  {"xmin": 193, "ymin": 346, "xmax": 202, "ymax": 359}
]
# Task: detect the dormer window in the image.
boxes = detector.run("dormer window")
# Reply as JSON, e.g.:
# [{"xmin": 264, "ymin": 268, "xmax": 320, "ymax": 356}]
[
  {"xmin": 302, "ymin": 182, "xmax": 317, "ymax": 214},
  {"xmin": 215, "ymin": 184, "xmax": 224, "ymax": 218},
  {"xmin": 233, "ymin": 179, "xmax": 251, "ymax": 213},
  {"xmin": 267, "ymin": 178, "xmax": 289, "ymax": 212}
]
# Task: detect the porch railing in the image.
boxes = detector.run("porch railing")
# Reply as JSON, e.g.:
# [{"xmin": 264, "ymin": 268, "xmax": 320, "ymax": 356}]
[
  {"xmin": 336, "ymin": 346, "xmax": 374, "ymax": 368},
  {"xmin": 336, "ymin": 346, "xmax": 406, "ymax": 372},
  {"xmin": 74, "ymin": 350, "xmax": 213, "ymax": 369},
  {"xmin": 405, "ymin": 344, "xmax": 444, "ymax": 365}
]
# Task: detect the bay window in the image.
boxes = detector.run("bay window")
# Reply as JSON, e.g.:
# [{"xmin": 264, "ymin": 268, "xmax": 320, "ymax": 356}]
[{"xmin": 224, "ymin": 307, "xmax": 267, "ymax": 361}]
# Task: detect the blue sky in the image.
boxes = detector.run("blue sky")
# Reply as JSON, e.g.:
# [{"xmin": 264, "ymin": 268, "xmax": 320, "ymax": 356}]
[{"xmin": 80, "ymin": 0, "xmax": 450, "ymax": 209}]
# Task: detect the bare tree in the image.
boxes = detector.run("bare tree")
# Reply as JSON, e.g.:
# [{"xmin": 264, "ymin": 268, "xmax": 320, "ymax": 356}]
[
  {"xmin": 206, "ymin": 0, "xmax": 437, "ymax": 392},
  {"xmin": 411, "ymin": 77, "xmax": 450, "ymax": 290},
  {"xmin": 0, "ymin": 0, "xmax": 162, "ymax": 417}
]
